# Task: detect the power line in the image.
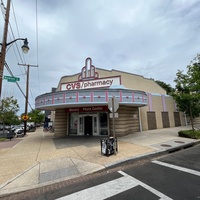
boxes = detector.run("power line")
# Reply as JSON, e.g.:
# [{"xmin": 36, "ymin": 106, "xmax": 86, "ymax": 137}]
[
  {"xmin": 35, "ymin": 0, "xmax": 41, "ymax": 95},
  {"xmin": 18, "ymin": 63, "xmax": 38, "ymax": 134},
  {"xmin": 10, "ymin": 0, "xmax": 26, "ymax": 64},
  {"xmin": 1, "ymin": 0, "xmax": 40, "ymax": 113},
  {"xmin": 4, "ymin": 61, "xmax": 33, "ymax": 110}
]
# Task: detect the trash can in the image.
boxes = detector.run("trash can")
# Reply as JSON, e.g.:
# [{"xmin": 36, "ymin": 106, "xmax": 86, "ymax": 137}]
[{"xmin": 101, "ymin": 137, "xmax": 118, "ymax": 156}]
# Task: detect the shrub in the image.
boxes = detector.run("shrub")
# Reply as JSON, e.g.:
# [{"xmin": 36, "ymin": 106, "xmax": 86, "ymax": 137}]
[{"xmin": 178, "ymin": 130, "xmax": 200, "ymax": 139}]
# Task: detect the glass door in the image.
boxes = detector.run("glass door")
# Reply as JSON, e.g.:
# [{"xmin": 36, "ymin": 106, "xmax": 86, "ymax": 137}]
[
  {"xmin": 93, "ymin": 115, "xmax": 98, "ymax": 135},
  {"xmin": 78, "ymin": 116, "xmax": 84, "ymax": 135},
  {"xmin": 78, "ymin": 114, "xmax": 98, "ymax": 135}
]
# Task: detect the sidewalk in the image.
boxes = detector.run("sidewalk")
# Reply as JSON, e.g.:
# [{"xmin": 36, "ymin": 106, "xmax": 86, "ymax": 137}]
[{"xmin": 0, "ymin": 126, "xmax": 199, "ymax": 196}]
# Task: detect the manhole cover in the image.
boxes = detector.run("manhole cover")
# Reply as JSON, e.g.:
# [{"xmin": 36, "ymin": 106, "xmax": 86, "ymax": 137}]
[
  {"xmin": 174, "ymin": 141, "xmax": 185, "ymax": 144},
  {"xmin": 160, "ymin": 144, "xmax": 172, "ymax": 147}
]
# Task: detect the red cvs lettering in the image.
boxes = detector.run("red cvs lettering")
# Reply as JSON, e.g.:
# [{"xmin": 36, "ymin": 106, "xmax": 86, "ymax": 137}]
[{"xmin": 66, "ymin": 82, "xmax": 81, "ymax": 90}]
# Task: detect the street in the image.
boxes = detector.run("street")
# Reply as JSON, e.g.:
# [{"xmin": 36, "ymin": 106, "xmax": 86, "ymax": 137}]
[
  {"xmin": 1, "ymin": 144, "xmax": 200, "ymax": 200},
  {"xmin": 53, "ymin": 144, "xmax": 200, "ymax": 200}
]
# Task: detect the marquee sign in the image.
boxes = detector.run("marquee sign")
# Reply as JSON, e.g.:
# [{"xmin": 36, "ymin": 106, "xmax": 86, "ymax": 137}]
[
  {"xmin": 61, "ymin": 57, "xmax": 121, "ymax": 91},
  {"xmin": 61, "ymin": 76, "xmax": 121, "ymax": 91},
  {"xmin": 66, "ymin": 106, "xmax": 108, "ymax": 112}
]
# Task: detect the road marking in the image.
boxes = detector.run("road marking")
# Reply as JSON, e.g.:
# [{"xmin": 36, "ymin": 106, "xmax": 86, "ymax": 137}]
[
  {"xmin": 118, "ymin": 171, "xmax": 172, "ymax": 200},
  {"xmin": 152, "ymin": 160, "xmax": 200, "ymax": 177},
  {"xmin": 56, "ymin": 171, "xmax": 172, "ymax": 200}
]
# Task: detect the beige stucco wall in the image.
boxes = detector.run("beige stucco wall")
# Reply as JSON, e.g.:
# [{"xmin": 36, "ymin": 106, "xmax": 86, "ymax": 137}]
[
  {"xmin": 57, "ymin": 68, "xmax": 166, "ymax": 94},
  {"xmin": 152, "ymin": 95, "xmax": 163, "ymax": 129},
  {"xmin": 139, "ymin": 94, "xmax": 186, "ymax": 131},
  {"xmin": 165, "ymin": 96, "xmax": 176, "ymax": 127},
  {"xmin": 140, "ymin": 106, "xmax": 149, "ymax": 131},
  {"xmin": 51, "ymin": 63, "xmax": 185, "ymax": 136}
]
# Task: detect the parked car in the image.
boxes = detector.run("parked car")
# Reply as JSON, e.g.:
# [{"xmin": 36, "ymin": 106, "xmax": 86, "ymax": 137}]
[
  {"xmin": 0, "ymin": 129, "xmax": 14, "ymax": 140},
  {"xmin": 11, "ymin": 125, "xmax": 25, "ymax": 137}
]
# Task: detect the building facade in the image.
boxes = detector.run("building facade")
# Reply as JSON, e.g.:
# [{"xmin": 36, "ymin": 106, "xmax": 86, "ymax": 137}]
[{"xmin": 35, "ymin": 57, "xmax": 186, "ymax": 137}]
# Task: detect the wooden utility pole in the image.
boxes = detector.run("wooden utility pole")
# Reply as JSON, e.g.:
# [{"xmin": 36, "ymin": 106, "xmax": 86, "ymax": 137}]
[
  {"xmin": 18, "ymin": 63, "xmax": 38, "ymax": 134},
  {"xmin": 0, "ymin": 0, "xmax": 11, "ymax": 98}
]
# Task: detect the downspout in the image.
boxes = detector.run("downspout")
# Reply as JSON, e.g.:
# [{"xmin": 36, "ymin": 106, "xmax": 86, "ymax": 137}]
[{"xmin": 138, "ymin": 107, "xmax": 142, "ymax": 132}]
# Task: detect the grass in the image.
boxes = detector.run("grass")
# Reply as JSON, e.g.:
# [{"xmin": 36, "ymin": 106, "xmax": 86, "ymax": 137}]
[
  {"xmin": 0, "ymin": 138, "xmax": 6, "ymax": 141},
  {"xmin": 178, "ymin": 130, "xmax": 200, "ymax": 139}
]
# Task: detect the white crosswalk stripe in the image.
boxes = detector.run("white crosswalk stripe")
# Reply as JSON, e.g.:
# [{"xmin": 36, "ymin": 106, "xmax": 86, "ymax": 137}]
[
  {"xmin": 152, "ymin": 160, "xmax": 200, "ymax": 177},
  {"xmin": 56, "ymin": 170, "xmax": 172, "ymax": 200}
]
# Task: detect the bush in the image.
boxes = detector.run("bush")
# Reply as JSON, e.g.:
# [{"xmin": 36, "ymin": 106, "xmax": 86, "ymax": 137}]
[{"xmin": 178, "ymin": 130, "xmax": 200, "ymax": 139}]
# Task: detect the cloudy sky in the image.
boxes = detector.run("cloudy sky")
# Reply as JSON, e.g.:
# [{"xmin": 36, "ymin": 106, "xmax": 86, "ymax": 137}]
[{"xmin": 0, "ymin": 0, "xmax": 200, "ymax": 114}]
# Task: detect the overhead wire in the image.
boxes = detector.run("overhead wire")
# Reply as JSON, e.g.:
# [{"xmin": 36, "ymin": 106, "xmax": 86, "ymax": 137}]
[
  {"xmin": 1, "ymin": 0, "xmax": 41, "ymax": 112},
  {"xmin": 4, "ymin": 61, "xmax": 33, "ymax": 109},
  {"xmin": 28, "ymin": 0, "xmax": 40, "ymax": 110},
  {"xmin": 1, "ymin": 0, "xmax": 33, "ymax": 112},
  {"xmin": 24, "ymin": 0, "xmax": 40, "ymax": 110},
  {"xmin": 0, "ymin": 0, "xmax": 6, "ymax": 18},
  {"xmin": 36, "ymin": 0, "xmax": 40, "ymax": 94}
]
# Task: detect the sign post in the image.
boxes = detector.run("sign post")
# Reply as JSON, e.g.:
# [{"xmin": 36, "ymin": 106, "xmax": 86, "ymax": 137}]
[{"xmin": 108, "ymin": 97, "xmax": 119, "ymax": 154}]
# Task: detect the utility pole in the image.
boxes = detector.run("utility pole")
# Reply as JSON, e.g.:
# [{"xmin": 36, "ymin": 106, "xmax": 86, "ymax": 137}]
[
  {"xmin": 0, "ymin": 0, "xmax": 11, "ymax": 98},
  {"xmin": 0, "ymin": 0, "xmax": 29, "ymax": 99},
  {"xmin": 18, "ymin": 63, "xmax": 38, "ymax": 135}
]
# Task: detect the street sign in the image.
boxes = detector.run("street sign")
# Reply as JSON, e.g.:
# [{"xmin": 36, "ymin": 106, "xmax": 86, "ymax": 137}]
[
  {"xmin": 22, "ymin": 114, "xmax": 29, "ymax": 121},
  {"xmin": 108, "ymin": 97, "xmax": 119, "ymax": 112},
  {"xmin": 109, "ymin": 113, "xmax": 119, "ymax": 118},
  {"xmin": 4, "ymin": 75, "xmax": 20, "ymax": 82}
]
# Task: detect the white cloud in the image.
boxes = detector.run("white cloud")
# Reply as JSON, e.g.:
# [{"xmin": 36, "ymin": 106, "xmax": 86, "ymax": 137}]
[{"xmin": 0, "ymin": 0, "xmax": 200, "ymax": 114}]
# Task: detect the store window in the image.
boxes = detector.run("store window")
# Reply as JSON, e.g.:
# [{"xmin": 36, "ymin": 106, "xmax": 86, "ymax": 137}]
[
  {"xmin": 99, "ymin": 112, "xmax": 108, "ymax": 135},
  {"xmin": 69, "ymin": 113, "xmax": 78, "ymax": 134}
]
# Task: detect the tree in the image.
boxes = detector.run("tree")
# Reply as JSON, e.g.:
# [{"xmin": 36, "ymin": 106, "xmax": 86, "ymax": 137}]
[
  {"xmin": 172, "ymin": 54, "xmax": 200, "ymax": 132},
  {"xmin": 27, "ymin": 109, "xmax": 45, "ymax": 125},
  {"xmin": 155, "ymin": 80, "xmax": 175, "ymax": 95},
  {"xmin": 0, "ymin": 96, "xmax": 19, "ymax": 127}
]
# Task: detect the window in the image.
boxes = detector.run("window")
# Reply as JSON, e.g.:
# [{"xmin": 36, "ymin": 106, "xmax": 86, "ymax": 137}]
[
  {"xmin": 69, "ymin": 113, "xmax": 78, "ymax": 134},
  {"xmin": 99, "ymin": 112, "xmax": 108, "ymax": 135}
]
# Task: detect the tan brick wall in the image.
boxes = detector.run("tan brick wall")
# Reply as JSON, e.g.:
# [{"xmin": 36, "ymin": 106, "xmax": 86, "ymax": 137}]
[
  {"xmin": 109, "ymin": 106, "xmax": 139, "ymax": 136},
  {"xmin": 54, "ymin": 109, "xmax": 68, "ymax": 137}
]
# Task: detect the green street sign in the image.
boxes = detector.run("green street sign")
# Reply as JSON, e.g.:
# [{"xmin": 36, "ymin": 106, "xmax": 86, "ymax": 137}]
[{"xmin": 4, "ymin": 75, "xmax": 20, "ymax": 82}]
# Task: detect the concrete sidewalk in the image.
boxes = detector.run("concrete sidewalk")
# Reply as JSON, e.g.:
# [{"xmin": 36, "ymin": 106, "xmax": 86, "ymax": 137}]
[{"xmin": 0, "ymin": 126, "xmax": 199, "ymax": 196}]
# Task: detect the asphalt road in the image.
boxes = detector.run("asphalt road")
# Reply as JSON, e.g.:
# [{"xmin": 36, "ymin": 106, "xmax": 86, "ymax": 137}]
[{"xmin": 1, "ymin": 144, "xmax": 200, "ymax": 200}]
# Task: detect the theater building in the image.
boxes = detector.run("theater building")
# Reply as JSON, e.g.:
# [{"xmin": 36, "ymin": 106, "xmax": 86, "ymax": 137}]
[{"xmin": 35, "ymin": 57, "xmax": 186, "ymax": 137}]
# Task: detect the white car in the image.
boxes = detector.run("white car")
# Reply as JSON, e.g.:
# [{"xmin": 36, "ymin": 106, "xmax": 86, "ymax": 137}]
[{"xmin": 12, "ymin": 126, "xmax": 24, "ymax": 137}]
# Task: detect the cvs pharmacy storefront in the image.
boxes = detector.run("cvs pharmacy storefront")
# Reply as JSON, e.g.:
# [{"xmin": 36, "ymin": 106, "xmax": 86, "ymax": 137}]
[
  {"xmin": 35, "ymin": 57, "xmax": 149, "ymax": 137},
  {"xmin": 67, "ymin": 106, "xmax": 109, "ymax": 136}
]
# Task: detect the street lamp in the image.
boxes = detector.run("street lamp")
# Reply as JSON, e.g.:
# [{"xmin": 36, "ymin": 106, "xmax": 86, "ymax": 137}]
[
  {"xmin": 2, "ymin": 38, "xmax": 30, "ymax": 54},
  {"xmin": 21, "ymin": 38, "xmax": 29, "ymax": 54},
  {"xmin": 0, "ymin": 38, "xmax": 29, "ymax": 98},
  {"xmin": 0, "ymin": 38, "xmax": 29, "ymax": 54},
  {"xmin": 0, "ymin": 0, "xmax": 30, "ymax": 98}
]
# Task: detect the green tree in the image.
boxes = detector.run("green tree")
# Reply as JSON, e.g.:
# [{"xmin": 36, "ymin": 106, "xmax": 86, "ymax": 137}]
[
  {"xmin": 172, "ymin": 54, "xmax": 200, "ymax": 132},
  {"xmin": 0, "ymin": 96, "xmax": 19, "ymax": 127},
  {"xmin": 27, "ymin": 109, "xmax": 45, "ymax": 125},
  {"xmin": 155, "ymin": 80, "xmax": 175, "ymax": 95}
]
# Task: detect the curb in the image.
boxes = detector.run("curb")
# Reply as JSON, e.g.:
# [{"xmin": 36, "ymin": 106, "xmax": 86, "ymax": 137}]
[
  {"xmin": 104, "ymin": 140, "xmax": 200, "ymax": 170},
  {"xmin": 0, "ymin": 140, "xmax": 199, "ymax": 198}
]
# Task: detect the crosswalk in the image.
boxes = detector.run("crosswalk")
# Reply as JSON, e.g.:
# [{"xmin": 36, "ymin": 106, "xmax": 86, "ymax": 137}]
[
  {"xmin": 56, "ymin": 170, "xmax": 172, "ymax": 200},
  {"xmin": 152, "ymin": 160, "xmax": 200, "ymax": 177},
  {"xmin": 56, "ymin": 157, "xmax": 200, "ymax": 200}
]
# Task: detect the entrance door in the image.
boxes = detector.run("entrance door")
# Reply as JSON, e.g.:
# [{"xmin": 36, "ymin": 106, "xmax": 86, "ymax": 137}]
[{"xmin": 84, "ymin": 116, "xmax": 93, "ymax": 135}]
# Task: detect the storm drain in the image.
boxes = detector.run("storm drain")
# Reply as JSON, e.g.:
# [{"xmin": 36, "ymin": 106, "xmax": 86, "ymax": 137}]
[
  {"xmin": 174, "ymin": 141, "xmax": 185, "ymax": 144},
  {"xmin": 160, "ymin": 144, "xmax": 172, "ymax": 147}
]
